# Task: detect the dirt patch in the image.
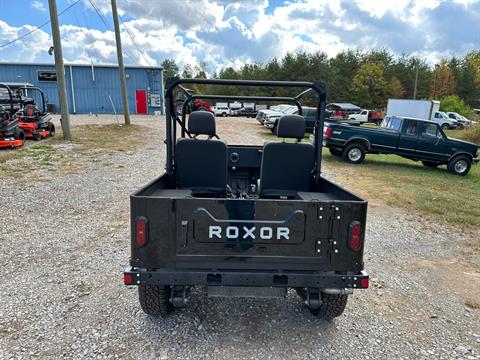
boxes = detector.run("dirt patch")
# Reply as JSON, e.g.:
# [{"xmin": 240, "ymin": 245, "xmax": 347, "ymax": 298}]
[
  {"xmin": 0, "ymin": 124, "xmax": 155, "ymax": 186},
  {"xmin": 412, "ymin": 258, "xmax": 480, "ymax": 310}
]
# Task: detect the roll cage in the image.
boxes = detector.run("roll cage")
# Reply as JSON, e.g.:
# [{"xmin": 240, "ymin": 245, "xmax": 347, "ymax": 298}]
[
  {"xmin": 17, "ymin": 86, "xmax": 47, "ymax": 113},
  {"xmin": 164, "ymin": 77, "xmax": 327, "ymax": 184}
]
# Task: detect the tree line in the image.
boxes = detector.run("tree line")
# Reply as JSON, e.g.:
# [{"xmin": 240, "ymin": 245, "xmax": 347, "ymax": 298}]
[{"xmin": 161, "ymin": 49, "xmax": 480, "ymax": 113}]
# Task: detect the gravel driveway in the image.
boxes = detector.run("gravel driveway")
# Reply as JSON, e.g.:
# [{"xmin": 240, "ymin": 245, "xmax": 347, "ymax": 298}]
[{"xmin": 1, "ymin": 115, "xmax": 479, "ymax": 359}]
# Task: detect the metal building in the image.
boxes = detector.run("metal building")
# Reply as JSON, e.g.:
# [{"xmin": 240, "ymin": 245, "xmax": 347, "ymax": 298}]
[{"xmin": 0, "ymin": 62, "xmax": 164, "ymax": 115}]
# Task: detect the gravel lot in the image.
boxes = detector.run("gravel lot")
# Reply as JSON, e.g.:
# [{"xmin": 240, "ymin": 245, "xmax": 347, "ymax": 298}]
[{"xmin": 1, "ymin": 115, "xmax": 479, "ymax": 359}]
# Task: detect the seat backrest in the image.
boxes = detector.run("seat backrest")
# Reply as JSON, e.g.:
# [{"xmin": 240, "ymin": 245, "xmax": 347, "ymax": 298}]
[
  {"xmin": 175, "ymin": 111, "xmax": 227, "ymax": 196},
  {"xmin": 24, "ymin": 104, "xmax": 39, "ymax": 117},
  {"xmin": 260, "ymin": 114, "xmax": 314, "ymax": 197}
]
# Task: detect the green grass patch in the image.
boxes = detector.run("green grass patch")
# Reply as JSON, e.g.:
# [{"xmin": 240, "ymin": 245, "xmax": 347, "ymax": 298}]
[
  {"xmin": 323, "ymin": 151, "xmax": 480, "ymax": 230},
  {"xmin": 444, "ymin": 123, "xmax": 480, "ymax": 145},
  {"xmin": 0, "ymin": 124, "xmax": 153, "ymax": 183}
]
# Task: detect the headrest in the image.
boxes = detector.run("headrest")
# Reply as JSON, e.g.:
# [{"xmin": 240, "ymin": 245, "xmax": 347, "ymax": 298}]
[
  {"xmin": 275, "ymin": 114, "xmax": 305, "ymax": 139},
  {"xmin": 188, "ymin": 111, "xmax": 216, "ymax": 136}
]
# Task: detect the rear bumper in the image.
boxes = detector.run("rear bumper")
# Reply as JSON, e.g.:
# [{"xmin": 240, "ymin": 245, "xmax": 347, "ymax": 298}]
[{"xmin": 124, "ymin": 266, "xmax": 369, "ymax": 289}]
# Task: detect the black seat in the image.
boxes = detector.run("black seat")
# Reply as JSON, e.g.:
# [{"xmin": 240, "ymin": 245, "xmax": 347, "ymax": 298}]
[
  {"xmin": 259, "ymin": 114, "xmax": 314, "ymax": 197},
  {"xmin": 175, "ymin": 111, "xmax": 227, "ymax": 196}
]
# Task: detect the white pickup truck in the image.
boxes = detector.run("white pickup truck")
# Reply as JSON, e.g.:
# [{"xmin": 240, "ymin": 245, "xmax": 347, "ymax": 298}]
[
  {"xmin": 349, "ymin": 109, "xmax": 383, "ymax": 125},
  {"xmin": 213, "ymin": 103, "xmax": 230, "ymax": 117}
]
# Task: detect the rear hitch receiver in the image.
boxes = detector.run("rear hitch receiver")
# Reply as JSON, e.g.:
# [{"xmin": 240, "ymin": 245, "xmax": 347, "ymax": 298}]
[
  {"xmin": 306, "ymin": 288, "xmax": 322, "ymax": 309},
  {"xmin": 170, "ymin": 286, "xmax": 190, "ymax": 308}
]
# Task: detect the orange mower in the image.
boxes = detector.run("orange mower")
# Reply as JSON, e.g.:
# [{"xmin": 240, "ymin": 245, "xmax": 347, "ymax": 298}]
[
  {"xmin": 16, "ymin": 86, "xmax": 55, "ymax": 141},
  {"xmin": 0, "ymin": 84, "xmax": 24, "ymax": 149}
]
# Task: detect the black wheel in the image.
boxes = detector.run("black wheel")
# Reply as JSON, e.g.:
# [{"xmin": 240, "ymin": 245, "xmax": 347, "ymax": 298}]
[
  {"xmin": 222, "ymin": 112, "xmax": 227, "ymax": 117},
  {"xmin": 309, "ymin": 294, "xmax": 348, "ymax": 319},
  {"xmin": 13, "ymin": 128, "xmax": 25, "ymax": 141},
  {"xmin": 138, "ymin": 285, "xmax": 173, "ymax": 317},
  {"xmin": 447, "ymin": 155, "xmax": 471, "ymax": 176},
  {"xmin": 342, "ymin": 143, "xmax": 366, "ymax": 164},
  {"xmin": 48, "ymin": 122, "xmax": 55, "ymax": 137},
  {"xmin": 32, "ymin": 131, "xmax": 41, "ymax": 141},
  {"xmin": 422, "ymin": 161, "xmax": 439, "ymax": 168},
  {"xmin": 441, "ymin": 123, "xmax": 450, "ymax": 130},
  {"xmin": 329, "ymin": 147, "xmax": 342, "ymax": 156}
]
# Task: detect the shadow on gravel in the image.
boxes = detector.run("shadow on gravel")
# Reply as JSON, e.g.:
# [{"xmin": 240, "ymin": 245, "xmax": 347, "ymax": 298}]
[{"xmin": 139, "ymin": 288, "xmax": 339, "ymax": 352}]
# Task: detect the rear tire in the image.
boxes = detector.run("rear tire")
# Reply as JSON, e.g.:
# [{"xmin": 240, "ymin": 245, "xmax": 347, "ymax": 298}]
[
  {"xmin": 138, "ymin": 285, "xmax": 173, "ymax": 317},
  {"xmin": 342, "ymin": 143, "xmax": 366, "ymax": 164},
  {"xmin": 447, "ymin": 155, "xmax": 471, "ymax": 176},
  {"xmin": 309, "ymin": 294, "xmax": 348, "ymax": 319},
  {"xmin": 422, "ymin": 161, "xmax": 439, "ymax": 168},
  {"xmin": 13, "ymin": 128, "xmax": 25, "ymax": 141},
  {"xmin": 47, "ymin": 122, "xmax": 55, "ymax": 137}
]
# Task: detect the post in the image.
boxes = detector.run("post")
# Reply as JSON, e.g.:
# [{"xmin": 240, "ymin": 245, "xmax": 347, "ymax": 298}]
[
  {"xmin": 413, "ymin": 63, "xmax": 419, "ymax": 100},
  {"xmin": 48, "ymin": 0, "xmax": 71, "ymax": 139},
  {"xmin": 111, "ymin": 0, "xmax": 131, "ymax": 125}
]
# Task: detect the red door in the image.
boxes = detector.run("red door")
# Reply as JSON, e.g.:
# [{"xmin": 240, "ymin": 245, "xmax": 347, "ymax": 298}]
[{"xmin": 135, "ymin": 90, "xmax": 147, "ymax": 114}]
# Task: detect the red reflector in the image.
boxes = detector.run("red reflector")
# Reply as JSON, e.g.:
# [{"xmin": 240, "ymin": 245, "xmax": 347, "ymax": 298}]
[
  {"xmin": 135, "ymin": 217, "xmax": 148, "ymax": 247},
  {"xmin": 360, "ymin": 277, "xmax": 369, "ymax": 288},
  {"xmin": 349, "ymin": 221, "xmax": 362, "ymax": 251},
  {"xmin": 325, "ymin": 127, "xmax": 332, "ymax": 137},
  {"xmin": 124, "ymin": 273, "xmax": 133, "ymax": 285}
]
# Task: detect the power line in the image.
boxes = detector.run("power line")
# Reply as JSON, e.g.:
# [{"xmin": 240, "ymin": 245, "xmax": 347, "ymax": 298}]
[
  {"xmin": 119, "ymin": 15, "xmax": 153, "ymax": 66},
  {"xmin": 0, "ymin": 0, "xmax": 81, "ymax": 49},
  {"xmin": 86, "ymin": 0, "xmax": 134, "ymax": 61}
]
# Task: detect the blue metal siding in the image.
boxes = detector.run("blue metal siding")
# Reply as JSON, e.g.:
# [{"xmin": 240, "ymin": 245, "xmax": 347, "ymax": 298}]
[{"xmin": 0, "ymin": 63, "xmax": 163, "ymax": 115}]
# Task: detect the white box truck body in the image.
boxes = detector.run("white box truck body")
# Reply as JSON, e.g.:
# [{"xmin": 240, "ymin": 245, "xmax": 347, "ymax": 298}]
[{"xmin": 386, "ymin": 99, "xmax": 440, "ymax": 120}]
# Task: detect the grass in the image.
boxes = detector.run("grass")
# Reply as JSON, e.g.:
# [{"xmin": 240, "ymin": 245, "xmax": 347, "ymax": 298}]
[
  {"xmin": 258, "ymin": 126, "xmax": 480, "ymax": 234},
  {"xmin": 0, "ymin": 124, "xmax": 152, "ymax": 184},
  {"xmin": 322, "ymin": 151, "xmax": 480, "ymax": 233},
  {"xmin": 444, "ymin": 123, "xmax": 480, "ymax": 145}
]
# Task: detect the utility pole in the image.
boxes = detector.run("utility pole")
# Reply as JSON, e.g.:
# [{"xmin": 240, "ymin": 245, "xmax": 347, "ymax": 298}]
[
  {"xmin": 413, "ymin": 63, "xmax": 419, "ymax": 100},
  {"xmin": 48, "ymin": 0, "xmax": 71, "ymax": 139},
  {"xmin": 111, "ymin": 0, "xmax": 131, "ymax": 126}
]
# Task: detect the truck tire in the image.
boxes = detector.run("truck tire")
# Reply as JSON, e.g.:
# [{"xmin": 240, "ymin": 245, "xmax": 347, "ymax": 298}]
[
  {"xmin": 421, "ymin": 161, "xmax": 439, "ymax": 168},
  {"xmin": 342, "ymin": 143, "xmax": 366, "ymax": 164},
  {"xmin": 447, "ymin": 155, "xmax": 471, "ymax": 176},
  {"xmin": 310, "ymin": 293, "xmax": 348, "ymax": 319},
  {"xmin": 222, "ymin": 112, "xmax": 227, "ymax": 117},
  {"xmin": 329, "ymin": 148, "xmax": 342, "ymax": 156},
  {"xmin": 138, "ymin": 285, "xmax": 173, "ymax": 317},
  {"xmin": 441, "ymin": 123, "xmax": 450, "ymax": 130}
]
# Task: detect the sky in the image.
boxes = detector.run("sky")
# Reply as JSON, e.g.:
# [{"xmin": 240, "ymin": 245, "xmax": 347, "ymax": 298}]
[{"xmin": 0, "ymin": 0, "xmax": 479, "ymax": 73}]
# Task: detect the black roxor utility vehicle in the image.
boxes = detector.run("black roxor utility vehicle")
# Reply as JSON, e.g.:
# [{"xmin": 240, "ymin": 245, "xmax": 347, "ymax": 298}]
[{"xmin": 124, "ymin": 78, "xmax": 369, "ymax": 319}]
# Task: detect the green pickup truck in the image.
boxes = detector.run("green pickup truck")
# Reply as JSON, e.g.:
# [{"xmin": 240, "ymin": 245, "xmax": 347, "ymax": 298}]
[{"xmin": 324, "ymin": 116, "xmax": 479, "ymax": 176}]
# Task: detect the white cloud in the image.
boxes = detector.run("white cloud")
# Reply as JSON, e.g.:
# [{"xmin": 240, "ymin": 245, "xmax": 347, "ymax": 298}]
[
  {"xmin": 31, "ymin": 0, "xmax": 46, "ymax": 12},
  {"xmin": 1, "ymin": 0, "xmax": 479, "ymax": 72}
]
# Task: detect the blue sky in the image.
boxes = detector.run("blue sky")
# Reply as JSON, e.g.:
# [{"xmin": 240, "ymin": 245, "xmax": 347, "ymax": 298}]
[{"xmin": 0, "ymin": 0, "xmax": 479, "ymax": 73}]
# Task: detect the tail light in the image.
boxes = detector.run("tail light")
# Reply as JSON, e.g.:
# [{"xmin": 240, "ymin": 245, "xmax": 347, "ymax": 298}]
[
  {"xmin": 124, "ymin": 273, "xmax": 133, "ymax": 285},
  {"xmin": 135, "ymin": 216, "xmax": 148, "ymax": 247},
  {"xmin": 325, "ymin": 127, "xmax": 332, "ymax": 137},
  {"xmin": 349, "ymin": 221, "xmax": 363, "ymax": 251}
]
